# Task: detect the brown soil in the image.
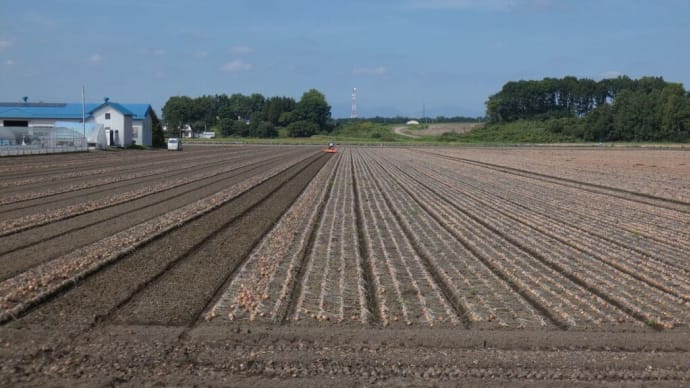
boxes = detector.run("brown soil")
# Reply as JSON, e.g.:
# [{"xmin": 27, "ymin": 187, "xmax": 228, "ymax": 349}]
[
  {"xmin": 1, "ymin": 145, "xmax": 688, "ymax": 386},
  {"xmin": 1, "ymin": 324, "xmax": 688, "ymax": 386}
]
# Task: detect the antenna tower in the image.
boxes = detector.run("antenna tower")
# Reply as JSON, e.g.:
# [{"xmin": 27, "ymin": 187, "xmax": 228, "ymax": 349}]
[{"xmin": 350, "ymin": 87, "xmax": 358, "ymax": 118}]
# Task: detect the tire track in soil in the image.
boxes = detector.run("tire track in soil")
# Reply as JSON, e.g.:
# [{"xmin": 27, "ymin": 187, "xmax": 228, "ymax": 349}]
[
  {"xmin": 416, "ymin": 149, "xmax": 690, "ymax": 214},
  {"xmin": 350, "ymin": 152, "xmax": 383, "ymax": 326},
  {"xmin": 0, "ymin": 154, "xmax": 289, "ymax": 282},
  {"xmin": 280, "ymin": 153, "xmax": 343, "ymax": 324},
  {"xmin": 17, "ymin": 152, "xmax": 325, "ymax": 331},
  {"xmin": 106, "ymin": 152, "xmax": 330, "ymax": 327}
]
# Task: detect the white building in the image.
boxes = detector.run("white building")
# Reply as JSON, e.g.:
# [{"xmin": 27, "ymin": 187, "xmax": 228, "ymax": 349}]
[{"xmin": 0, "ymin": 100, "xmax": 155, "ymax": 147}]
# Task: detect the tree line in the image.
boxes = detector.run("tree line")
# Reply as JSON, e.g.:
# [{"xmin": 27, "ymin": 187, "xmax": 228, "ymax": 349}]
[
  {"xmin": 486, "ymin": 76, "xmax": 690, "ymax": 141},
  {"xmin": 162, "ymin": 89, "xmax": 332, "ymax": 138}
]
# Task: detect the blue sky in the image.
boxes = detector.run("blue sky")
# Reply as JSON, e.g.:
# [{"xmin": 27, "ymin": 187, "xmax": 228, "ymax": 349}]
[{"xmin": 1, "ymin": 0, "xmax": 688, "ymax": 118}]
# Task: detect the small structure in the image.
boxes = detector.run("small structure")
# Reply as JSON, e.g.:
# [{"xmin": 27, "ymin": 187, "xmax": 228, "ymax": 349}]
[
  {"xmin": 406, "ymin": 120, "xmax": 420, "ymax": 125},
  {"xmin": 174, "ymin": 124, "xmax": 192, "ymax": 138}
]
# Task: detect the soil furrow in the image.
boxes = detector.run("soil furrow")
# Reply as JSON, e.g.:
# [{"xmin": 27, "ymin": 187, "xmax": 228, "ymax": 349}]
[
  {"xmin": 393, "ymin": 161, "xmax": 658, "ymax": 329},
  {"xmin": 449, "ymin": 167, "xmax": 690, "ymax": 270},
  {"xmin": 0, "ymin": 147, "xmax": 245, "ymax": 192},
  {"xmin": 418, "ymin": 150, "xmax": 690, "ymax": 214},
  {"xmin": 457, "ymin": 181, "xmax": 690, "ymax": 302},
  {"xmin": 1, "ymin": 146, "xmax": 689, "ymax": 386},
  {"xmin": 0, "ymin": 149, "xmax": 299, "ymax": 237},
  {"xmin": 406, "ymin": 159, "xmax": 690, "ymax": 303},
  {"xmin": 363, "ymin": 152, "xmax": 470, "ymax": 328},
  {"xmin": 380, "ymin": 158, "xmax": 568, "ymax": 329},
  {"xmin": 107, "ymin": 152, "xmax": 328, "ymax": 326},
  {"xmin": 0, "ymin": 148, "xmax": 284, "ymax": 213},
  {"xmin": 0, "ymin": 150, "xmax": 292, "ymax": 250},
  {"xmin": 0, "ymin": 155, "xmax": 287, "ymax": 281},
  {"xmin": 15, "ymin": 151, "xmax": 320, "ymax": 330},
  {"xmin": 281, "ymin": 154, "xmax": 342, "ymax": 323},
  {"xmin": 350, "ymin": 152, "xmax": 382, "ymax": 326}
]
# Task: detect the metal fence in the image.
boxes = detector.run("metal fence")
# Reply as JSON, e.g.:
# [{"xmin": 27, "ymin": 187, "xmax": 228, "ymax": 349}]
[{"xmin": 0, "ymin": 126, "xmax": 88, "ymax": 156}]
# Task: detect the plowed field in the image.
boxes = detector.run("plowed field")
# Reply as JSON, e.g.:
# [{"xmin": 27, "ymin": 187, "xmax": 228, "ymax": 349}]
[{"xmin": 1, "ymin": 145, "xmax": 689, "ymax": 386}]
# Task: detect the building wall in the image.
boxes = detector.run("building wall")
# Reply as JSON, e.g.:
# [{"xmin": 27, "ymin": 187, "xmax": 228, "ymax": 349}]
[
  {"xmin": 123, "ymin": 115, "xmax": 133, "ymax": 146},
  {"xmin": 131, "ymin": 114, "xmax": 152, "ymax": 146},
  {"xmin": 92, "ymin": 107, "xmax": 129, "ymax": 147},
  {"xmin": 142, "ymin": 113, "xmax": 152, "ymax": 146},
  {"xmin": 132, "ymin": 123, "xmax": 142, "ymax": 145}
]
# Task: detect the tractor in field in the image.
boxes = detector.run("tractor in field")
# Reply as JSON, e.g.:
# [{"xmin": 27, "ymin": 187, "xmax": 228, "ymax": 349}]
[{"xmin": 323, "ymin": 142, "xmax": 337, "ymax": 153}]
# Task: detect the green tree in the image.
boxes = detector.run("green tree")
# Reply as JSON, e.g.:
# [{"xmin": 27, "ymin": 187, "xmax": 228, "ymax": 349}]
[
  {"xmin": 162, "ymin": 96, "xmax": 194, "ymax": 130},
  {"xmin": 249, "ymin": 121, "xmax": 278, "ymax": 138},
  {"xmin": 286, "ymin": 120, "xmax": 320, "ymax": 137},
  {"xmin": 485, "ymin": 75, "xmax": 689, "ymax": 142},
  {"xmin": 218, "ymin": 118, "xmax": 235, "ymax": 136},
  {"xmin": 264, "ymin": 96, "xmax": 296, "ymax": 125},
  {"xmin": 584, "ymin": 104, "xmax": 613, "ymax": 141},
  {"xmin": 218, "ymin": 118, "xmax": 249, "ymax": 137},
  {"xmin": 150, "ymin": 110, "xmax": 165, "ymax": 147},
  {"xmin": 610, "ymin": 89, "xmax": 637, "ymax": 140},
  {"xmin": 248, "ymin": 93, "xmax": 266, "ymax": 114},
  {"xmin": 293, "ymin": 89, "xmax": 331, "ymax": 133},
  {"xmin": 659, "ymin": 84, "xmax": 690, "ymax": 139}
]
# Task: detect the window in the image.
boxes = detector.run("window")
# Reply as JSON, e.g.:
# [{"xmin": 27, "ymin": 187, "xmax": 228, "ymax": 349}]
[
  {"xmin": 4, "ymin": 120, "xmax": 28, "ymax": 127},
  {"xmin": 105, "ymin": 113, "xmax": 111, "ymax": 120}
]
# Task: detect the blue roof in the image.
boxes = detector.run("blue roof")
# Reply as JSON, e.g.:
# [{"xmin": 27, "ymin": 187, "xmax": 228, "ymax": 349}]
[
  {"xmin": 118, "ymin": 104, "xmax": 151, "ymax": 118},
  {"xmin": 0, "ymin": 102, "xmax": 152, "ymax": 120}
]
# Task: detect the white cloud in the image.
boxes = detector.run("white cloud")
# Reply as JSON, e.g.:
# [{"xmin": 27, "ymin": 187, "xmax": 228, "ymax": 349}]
[
  {"xmin": 5, "ymin": 59, "xmax": 15, "ymax": 66},
  {"xmin": 228, "ymin": 45, "xmax": 252, "ymax": 54},
  {"xmin": 352, "ymin": 66, "xmax": 388, "ymax": 76},
  {"xmin": 88, "ymin": 53, "xmax": 103, "ymax": 65},
  {"xmin": 148, "ymin": 48, "xmax": 166, "ymax": 56},
  {"xmin": 221, "ymin": 59, "xmax": 253, "ymax": 72},
  {"xmin": 0, "ymin": 39, "xmax": 12, "ymax": 50},
  {"xmin": 600, "ymin": 70, "xmax": 624, "ymax": 79}
]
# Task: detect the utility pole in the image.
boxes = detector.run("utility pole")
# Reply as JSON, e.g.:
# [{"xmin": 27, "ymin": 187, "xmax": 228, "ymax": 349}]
[{"xmin": 81, "ymin": 86, "xmax": 86, "ymax": 139}]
